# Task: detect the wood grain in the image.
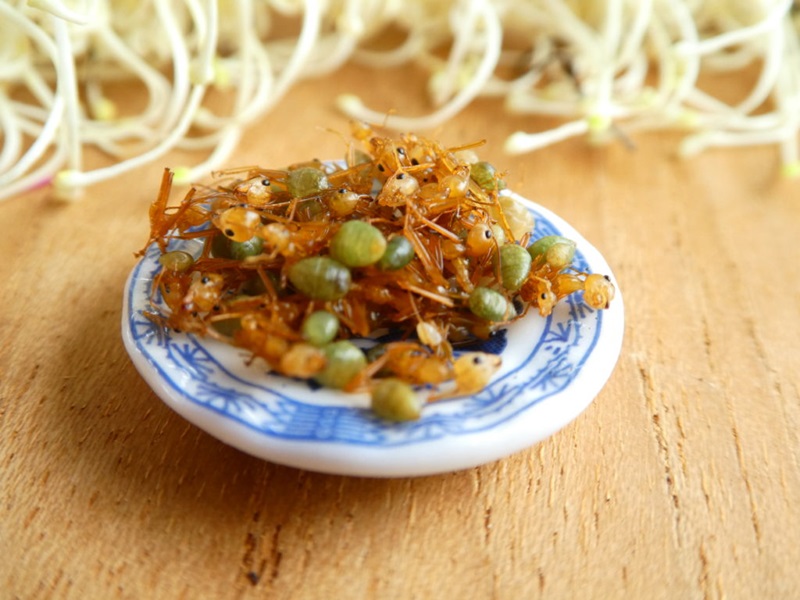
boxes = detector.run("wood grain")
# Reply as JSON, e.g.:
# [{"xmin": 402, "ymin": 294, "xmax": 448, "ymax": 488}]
[{"xmin": 2, "ymin": 63, "xmax": 799, "ymax": 599}]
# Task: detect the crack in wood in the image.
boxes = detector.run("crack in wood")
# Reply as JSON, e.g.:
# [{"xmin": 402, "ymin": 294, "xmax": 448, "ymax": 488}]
[
  {"xmin": 698, "ymin": 541, "xmax": 711, "ymax": 600},
  {"xmin": 269, "ymin": 524, "xmax": 283, "ymax": 584},
  {"xmin": 638, "ymin": 362, "xmax": 683, "ymax": 546},
  {"xmin": 730, "ymin": 423, "xmax": 762, "ymax": 546},
  {"xmin": 239, "ymin": 511, "xmax": 282, "ymax": 588}
]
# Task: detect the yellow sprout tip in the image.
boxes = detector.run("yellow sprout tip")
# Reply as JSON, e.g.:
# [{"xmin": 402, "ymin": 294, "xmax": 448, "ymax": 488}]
[
  {"xmin": 676, "ymin": 110, "xmax": 700, "ymax": 129},
  {"xmin": 91, "ymin": 98, "xmax": 118, "ymax": 121},
  {"xmin": 503, "ymin": 132, "xmax": 531, "ymax": 155},
  {"xmin": 173, "ymin": 166, "xmax": 193, "ymax": 185},
  {"xmin": 336, "ymin": 94, "xmax": 364, "ymax": 115},
  {"xmin": 53, "ymin": 170, "xmax": 84, "ymax": 201},
  {"xmin": 780, "ymin": 161, "xmax": 800, "ymax": 179},
  {"xmin": 587, "ymin": 113, "xmax": 611, "ymax": 133},
  {"xmin": 213, "ymin": 58, "xmax": 231, "ymax": 89}
]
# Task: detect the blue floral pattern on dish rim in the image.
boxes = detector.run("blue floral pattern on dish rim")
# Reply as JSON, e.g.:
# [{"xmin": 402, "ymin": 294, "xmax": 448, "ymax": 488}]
[{"xmin": 125, "ymin": 198, "xmax": 602, "ymax": 447}]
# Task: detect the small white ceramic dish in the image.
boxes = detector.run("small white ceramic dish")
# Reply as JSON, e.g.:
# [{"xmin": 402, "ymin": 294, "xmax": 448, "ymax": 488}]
[{"xmin": 122, "ymin": 191, "xmax": 624, "ymax": 477}]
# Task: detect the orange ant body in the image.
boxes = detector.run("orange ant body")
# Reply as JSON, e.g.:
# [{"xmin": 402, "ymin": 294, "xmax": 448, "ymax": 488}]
[{"xmin": 141, "ymin": 126, "xmax": 615, "ymax": 420}]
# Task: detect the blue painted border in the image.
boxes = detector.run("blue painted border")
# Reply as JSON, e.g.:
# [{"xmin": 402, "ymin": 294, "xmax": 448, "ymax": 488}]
[{"xmin": 127, "ymin": 205, "xmax": 603, "ymax": 447}]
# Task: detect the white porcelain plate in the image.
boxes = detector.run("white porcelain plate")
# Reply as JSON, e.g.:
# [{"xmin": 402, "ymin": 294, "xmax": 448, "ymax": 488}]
[{"xmin": 122, "ymin": 191, "xmax": 624, "ymax": 477}]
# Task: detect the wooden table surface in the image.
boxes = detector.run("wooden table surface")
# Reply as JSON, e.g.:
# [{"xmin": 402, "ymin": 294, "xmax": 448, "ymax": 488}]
[{"xmin": 2, "ymin": 64, "xmax": 799, "ymax": 599}]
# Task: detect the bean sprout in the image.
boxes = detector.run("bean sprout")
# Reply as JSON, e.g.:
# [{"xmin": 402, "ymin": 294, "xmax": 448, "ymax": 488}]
[{"xmin": 1, "ymin": 0, "xmax": 799, "ymax": 202}]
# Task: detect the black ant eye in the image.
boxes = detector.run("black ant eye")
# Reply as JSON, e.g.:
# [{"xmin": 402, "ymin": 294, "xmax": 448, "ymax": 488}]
[
  {"xmin": 201, "ymin": 276, "xmax": 210, "ymax": 284},
  {"xmin": 338, "ymin": 188, "xmax": 347, "ymax": 194},
  {"xmin": 396, "ymin": 147, "xmax": 406, "ymax": 155},
  {"xmin": 377, "ymin": 164, "xmax": 385, "ymax": 172},
  {"xmin": 604, "ymin": 275, "xmax": 611, "ymax": 281},
  {"xmin": 540, "ymin": 293, "xmax": 547, "ymax": 300},
  {"xmin": 472, "ymin": 355, "xmax": 483, "ymax": 365},
  {"xmin": 483, "ymin": 229, "xmax": 492, "ymax": 239},
  {"xmin": 224, "ymin": 228, "xmax": 235, "ymax": 238},
  {"xmin": 397, "ymin": 173, "xmax": 405, "ymax": 180},
  {"xmin": 261, "ymin": 179, "xmax": 270, "ymax": 186}
]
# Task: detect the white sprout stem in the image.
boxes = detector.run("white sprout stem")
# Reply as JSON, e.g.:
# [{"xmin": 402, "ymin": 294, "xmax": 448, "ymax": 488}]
[
  {"xmin": 193, "ymin": 40, "xmax": 276, "ymax": 128},
  {"xmin": 174, "ymin": 129, "xmax": 227, "ymax": 150},
  {"xmin": 9, "ymin": 105, "xmax": 52, "ymax": 132},
  {"xmin": 181, "ymin": 5, "xmax": 255, "ymax": 133},
  {"xmin": 85, "ymin": 80, "xmax": 112, "ymax": 121},
  {"xmin": 505, "ymin": 93, "xmax": 586, "ymax": 117},
  {"xmin": 27, "ymin": 0, "xmax": 96, "ymax": 25},
  {"xmin": 269, "ymin": 0, "xmax": 323, "ymax": 102},
  {"xmin": 616, "ymin": 0, "xmax": 653, "ymax": 70},
  {"xmin": 614, "ymin": 53, "xmax": 649, "ymax": 97},
  {"xmin": 540, "ymin": 0, "xmax": 597, "ymax": 58},
  {"xmin": 0, "ymin": 142, "xmax": 68, "ymax": 202},
  {"xmin": 684, "ymin": 87, "xmax": 743, "ymax": 114},
  {"xmin": 337, "ymin": 0, "xmax": 502, "ymax": 130},
  {"xmin": 232, "ymin": 0, "xmax": 256, "ymax": 114},
  {"xmin": 0, "ymin": 2, "xmax": 62, "ymax": 187},
  {"xmin": 432, "ymin": 0, "xmax": 481, "ymax": 107},
  {"xmin": 701, "ymin": 41, "xmax": 763, "ymax": 72},
  {"xmin": 0, "ymin": 96, "xmax": 23, "ymax": 173},
  {"xmin": 663, "ymin": 0, "xmax": 701, "ymax": 112},
  {"xmin": 0, "ymin": 3, "xmax": 63, "ymax": 183},
  {"xmin": 0, "ymin": 96, "xmax": 65, "ymax": 186},
  {"xmin": 51, "ymin": 14, "xmax": 83, "ymax": 175},
  {"xmin": 780, "ymin": 141, "xmax": 799, "ymax": 173},
  {"xmin": 177, "ymin": 125, "xmax": 243, "ymax": 183},
  {"xmin": 94, "ymin": 26, "xmax": 170, "ymax": 128},
  {"xmin": 735, "ymin": 22, "xmax": 784, "ymax": 115},
  {"xmin": 504, "ymin": 119, "xmax": 590, "ymax": 154},
  {"xmin": 777, "ymin": 16, "xmax": 800, "ymax": 172},
  {"xmin": 696, "ymin": 112, "xmax": 785, "ymax": 132},
  {"xmin": 54, "ymin": 83, "xmax": 208, "ymax": 194},
  {"xmin": 592, "ymin": 0, "xmax": 624, "ymax": 125},
  {"xmin": 184, "ymin": 0, "xmax": 209, "ymax": 46},
  {"xmin": 353, "ymin": 28, "xmax": 424, "ymax": 67},
  {"xmin": 481, "ymin": 68, "xmax": 543, "ymax": 98},
  {"xmin": 645, "ymin": 7, "xmax": 678, "ymax": 116},
  {"xmin": 154, "ymin": 0, "xmax": 191, "ymax": 134},
  {"xmin": 487, "ymin": 38, "xmax": 556, "ymax": 98},
  {"xmin": 241, "ymin": 35, "xmax": 278, "ymax": 122},
  {"xmin": 680, "ymin": 126, "xmax": 798, "ymax": 157},
  {"xmin": 680, "ymin": 0, "xmax": 793, "ymax": 57},
  {"xmin": 299, "ymin": 0, "xmax": 367, "ymax": 77},
  {"xmin": 21, "ymin": 69, "xmax": 56, "ymax": 113},
  {"xmin": 3, "ymin": 0, "xmax": 800, "ymax": 202},
  {"xmin": 298, "ymin": 31, "xmax": 358, "ymax": 79},
  {"xmin": 197, "ymin": 0, "xmax": 219, "ymax": 84},
  {"xmin": 53, "ymin": 0, "xmax": 220, "ymax": 195}
]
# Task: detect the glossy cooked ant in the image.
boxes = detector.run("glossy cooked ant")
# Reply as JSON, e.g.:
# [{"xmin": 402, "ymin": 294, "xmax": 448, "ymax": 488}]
[{"xmin": 142, "ymin": 126, "xmax": 616, "ymax": 420}]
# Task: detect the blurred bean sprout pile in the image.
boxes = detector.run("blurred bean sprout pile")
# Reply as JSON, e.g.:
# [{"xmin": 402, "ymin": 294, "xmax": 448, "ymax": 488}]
[{"xmin": 1, "ymin": 0, "xmax": 799, "ymax": 201}]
